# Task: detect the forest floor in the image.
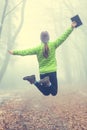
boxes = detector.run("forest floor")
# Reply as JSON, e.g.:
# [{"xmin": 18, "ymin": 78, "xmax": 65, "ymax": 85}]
[{"xmin": 0, "ymin": 85, "xmax": 87, "ymax": 130}]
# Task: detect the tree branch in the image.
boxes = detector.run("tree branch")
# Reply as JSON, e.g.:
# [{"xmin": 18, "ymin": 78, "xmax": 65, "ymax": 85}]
[
  {"xmin": 0, "ymin": 0, "xmax": 8, "ymax": 38},
  {"xmin": 5, "ymin": 0, "xmax": 23, "ymax": 18},
  {"xmin": 0, "ymin": 0, "xmax": 27, "ymax": 82}
]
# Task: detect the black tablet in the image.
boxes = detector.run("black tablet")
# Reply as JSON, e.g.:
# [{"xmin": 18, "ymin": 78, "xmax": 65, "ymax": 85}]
[{"xmin": 71, "ymin": 15, "xmax": 83, "ymax": 28}]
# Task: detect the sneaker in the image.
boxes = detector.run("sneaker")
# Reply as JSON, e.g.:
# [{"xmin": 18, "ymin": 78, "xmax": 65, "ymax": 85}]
[
  {"xmin": 23, "ymin": 75, "xmax": 36, "ymax": 84},
  {"xmin": 39, "ymin": 76, "xmax": 50, "ymax": 86}
]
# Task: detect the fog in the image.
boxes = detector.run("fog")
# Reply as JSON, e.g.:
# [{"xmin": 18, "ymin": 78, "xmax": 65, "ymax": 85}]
[{"xmin": 0, "ymin": 0, "xmax": 87, "ymax": 91}]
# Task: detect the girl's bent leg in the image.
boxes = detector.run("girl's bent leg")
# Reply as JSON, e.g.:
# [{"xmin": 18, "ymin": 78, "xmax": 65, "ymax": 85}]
[
  {"xmin": 47, "ymin": 72, "xmax": 58, "ymax": 96},
  {"xmin": 34, "ymin": 82, "xmax": 50, "ymax": 96}
]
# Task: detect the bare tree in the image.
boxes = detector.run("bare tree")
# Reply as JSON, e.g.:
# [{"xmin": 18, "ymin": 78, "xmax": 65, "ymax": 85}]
[{"xmin": 0, "ymin": 0, "xmax": 26, "ymax": 82}]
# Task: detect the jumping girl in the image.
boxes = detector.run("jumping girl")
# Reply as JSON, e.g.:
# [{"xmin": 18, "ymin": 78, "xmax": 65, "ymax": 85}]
[{"xmin": 8, "ymin": 21, "xmax": 77, "ymax": 96}]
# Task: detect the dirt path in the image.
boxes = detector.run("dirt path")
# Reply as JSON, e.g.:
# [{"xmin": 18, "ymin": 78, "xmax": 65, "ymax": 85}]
[{"xmin": 0, "ymin": 88, "xmax": 87, "ymax": 130}]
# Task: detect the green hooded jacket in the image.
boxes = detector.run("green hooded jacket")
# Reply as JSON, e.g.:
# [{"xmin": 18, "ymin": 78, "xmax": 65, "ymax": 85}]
[{"xmin": 13, "ymin": 27, "xmax": 73, "ymax": 74}]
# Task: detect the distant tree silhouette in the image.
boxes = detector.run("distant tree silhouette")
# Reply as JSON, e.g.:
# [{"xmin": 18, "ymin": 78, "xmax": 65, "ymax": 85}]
[{"xmin": 0, "ymin": 0, "xmax": 26, "ymax": 83}]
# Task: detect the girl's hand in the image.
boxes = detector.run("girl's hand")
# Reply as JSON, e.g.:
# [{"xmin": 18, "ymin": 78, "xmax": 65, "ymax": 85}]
[
  {"xmin": 8, "ymin": 50, "xmax": 13, "ymax": 55},
  {"xmin": 71, "ymin": 21, "xmax": 77, "ymax": 28}
]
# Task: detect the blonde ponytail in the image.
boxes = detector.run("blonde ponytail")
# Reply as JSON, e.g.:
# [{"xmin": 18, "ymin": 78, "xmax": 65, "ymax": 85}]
[{"xmin": 43, "ymin": 43, "xmax": 49, "ymax": 58}]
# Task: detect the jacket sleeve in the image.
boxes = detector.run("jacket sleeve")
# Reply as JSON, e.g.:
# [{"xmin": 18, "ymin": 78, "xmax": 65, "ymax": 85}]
[
  {"xmin": 13, "ymin": 46, "xmax": 39, "ymax": 56},
  {"xmin": 53, "ymin": 27, "xmax": 73, "ymax": 48}
]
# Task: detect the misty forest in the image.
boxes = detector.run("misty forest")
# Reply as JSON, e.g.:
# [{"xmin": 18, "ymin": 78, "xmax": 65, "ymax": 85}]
[
  {"xmin": 0, "ymin": 0, "xmax": 87, "ymax": 130},
  {"xmin": 0, "ymin": 0, "xmax": 87, "ymax": 88}
]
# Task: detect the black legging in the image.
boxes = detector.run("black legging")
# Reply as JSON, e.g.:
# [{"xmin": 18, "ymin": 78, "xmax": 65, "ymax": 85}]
[{"xmin": 34, "ymin": 72, "xmax": 58, "ymax": 96}]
